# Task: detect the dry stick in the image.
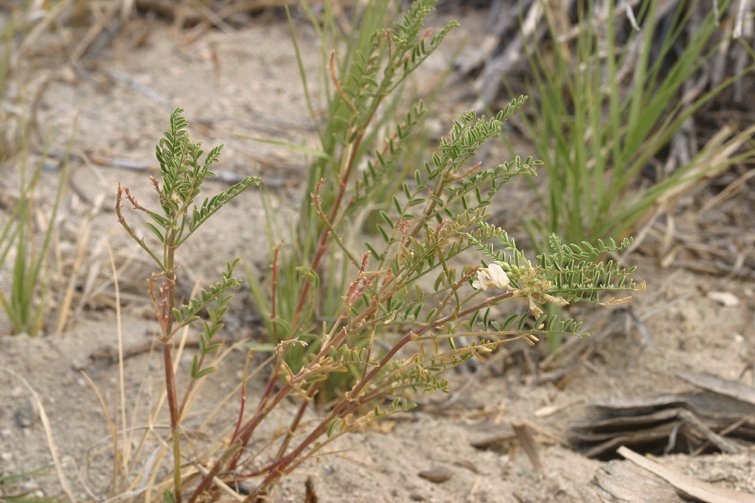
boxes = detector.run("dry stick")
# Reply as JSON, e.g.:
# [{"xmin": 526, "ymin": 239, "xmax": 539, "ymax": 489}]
[
  {"xmin": 618, "ymin": 445, "xmax": 755, "ymax": 503},
  {"xmin": 102, "ymin": 69, "xmax": 172, "ymax": 110},
  {"xmin": 701, "ymin": 166, "xmax": 755, "ymax": 213},
  {"xmin": 471, "ymin": 0, "xmax": 543, "ymax": 111},
  {"xmin": 511, "ymin": 423, "xmax": 543, "ymax": 473},
  {"xmin": 69, "ymin": 2, "xmax": 122, "ymax": 63},
  {"xmin": 191, "ymin": 464, "xmax": 244, "ymax": 503}
]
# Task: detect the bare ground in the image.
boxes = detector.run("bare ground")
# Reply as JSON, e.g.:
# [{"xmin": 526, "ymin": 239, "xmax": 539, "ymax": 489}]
[{"xmin": 1, "ymin": 6, "xmax": 754, "ymax": 502}]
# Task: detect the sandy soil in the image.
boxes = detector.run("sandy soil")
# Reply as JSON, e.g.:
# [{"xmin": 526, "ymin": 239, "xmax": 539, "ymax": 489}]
[{"xmin": 1, "ymin": 5, "xmax": 754, "ymax": 502}]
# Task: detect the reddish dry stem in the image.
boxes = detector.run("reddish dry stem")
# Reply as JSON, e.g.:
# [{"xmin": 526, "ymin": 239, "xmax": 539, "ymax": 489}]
[
  {"xmin": 193, "ymin": 284, "xmax": 512, "ymax": 499},
  {"xmin": 163, "ymin": 344, "xmax": 179, "ymax": 430},
  {"xmin": 230, "ymin": 368, "xmax": 249, "ymax": 455},
  {"xmin": 159, "ymin": 282, "xmax": 171, "ymax": 339}
]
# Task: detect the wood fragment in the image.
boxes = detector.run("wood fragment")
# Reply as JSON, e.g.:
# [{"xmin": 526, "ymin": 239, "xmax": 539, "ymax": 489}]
[
  {"xmin": 594, "ymin": 458, "xmax": 684, "ymax": 503},
  {"xmin": 676, "ymin": 369, "xmax": 755, "ymax": 406},
  {"xmin": 570, "ymin": 392, "xmax": 755, "ymax": 458},
  {"xmin": 618, "ymin": 446, "xmax": 755, "ymax": 503}
]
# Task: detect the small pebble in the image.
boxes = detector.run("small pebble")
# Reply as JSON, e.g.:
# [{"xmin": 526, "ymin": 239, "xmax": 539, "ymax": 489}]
[
  {"xmin": 707, "ymin": 291, "xmax": 739, "ymax": 307},
  {"xmin": 14, "ymin": 407, "xmax": 35, "ymax": 428},
  {"xmin": 418, "ymin": 466, "xmax": 453, "ymax": 483}
]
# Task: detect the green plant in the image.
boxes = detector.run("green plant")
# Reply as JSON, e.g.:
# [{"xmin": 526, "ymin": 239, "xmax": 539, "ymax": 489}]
[
  {"xmin": 0, "ymin": 468, "xmax": 56, "ymax": 503},
  {"xmin": 0, "ymin": 145, "xmax": 68, "ymax": 336},
  {"xmin": 248, "ymin": 0, "xmax": 461, "ymax": 399},
  {"xmin": 115, "ymin": 108, "xmax": 259, "ymax": 502},
  {"xmin": 0, "ymin": 3, "xmax": 68, "ymax": 336},
  {"xmin": 1, "ymin": 1, "xmax": 99, "ymax": 337},
  {"xmin": 520, "ymin": 0, "xmax": 755, "ymax": 249},
  {"xmin": 116, "ymin": 103, "xmax": 638, "ymax": 502},
  {"xmin": 116, "ymin": 104, "xmax": 641, "ymax": 501},
  {"xmin": 114, "ymin": 4, "xmax": 643, "ymax": 501}
]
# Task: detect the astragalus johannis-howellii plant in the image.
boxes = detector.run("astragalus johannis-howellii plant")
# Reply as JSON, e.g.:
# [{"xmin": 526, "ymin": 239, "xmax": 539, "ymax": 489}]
[
  {"xmin": 116, "ymin": 110, "xmax": 641, "ymax": 501},
  {"xmin": 115, "ymin": 7, "xmax": 642, "ymax": 503}
]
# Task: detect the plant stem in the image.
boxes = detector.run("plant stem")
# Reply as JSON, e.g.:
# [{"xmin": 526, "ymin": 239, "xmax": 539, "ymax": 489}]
[
  {"xmin": 235, "ymin": 288, "xmax": 517, "ymax": 498},
  {"xmin": 291, "ymin": 135, "xmax": 363, "ymax": 329},
  {"xmin": 164, "ymin": 342, "xmax": 182, "ymax": 503},
  {"xmin": 161, "ymin": 227, "xmax": 182, "ymax": 502}
]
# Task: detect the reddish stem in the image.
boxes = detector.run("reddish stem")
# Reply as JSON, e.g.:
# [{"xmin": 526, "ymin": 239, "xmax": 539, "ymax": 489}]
[
  {"xmin": 291, "ymin": 134, "xmax": 363, "ymax": 329},
  {"xmin": 239, "ymin": 290, "xmax": 517, "ymax": 497}
]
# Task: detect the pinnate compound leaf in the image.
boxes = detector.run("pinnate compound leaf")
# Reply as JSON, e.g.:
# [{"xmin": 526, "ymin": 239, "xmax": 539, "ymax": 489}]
[
  {"xmin": 174, "ymin": 262, "xmax": 242, "ymax": 325},
  {"xmin": 188, "ymin": 176, "xmax": 260, "ymax": 236}
]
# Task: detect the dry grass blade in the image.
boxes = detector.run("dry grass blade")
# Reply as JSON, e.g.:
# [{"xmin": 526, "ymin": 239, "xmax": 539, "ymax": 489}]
[
  {"xmin": 110, "ymin": 242, "xmax": 130, "ymax": 495},
  {"xmin": 54, "ymin": 193, "xmax": 104, "ymax": 335},
  {"xmin": 0, "ymin": 368, "xmax": 77, "ymax": 503},
  {"xmin": 701, "ymin": 166, "xmax": 755, "ymax": 212},
  {"xmin": 654, "ymin": 125, "xmax": 755, "ymax": 207},
  {"xmin": 80, "ymin": 371, "xmax": 121, "ymax": 495},
  {"xmin": 624, "ymin": 123, "xmax": 755, "ymax": 255}
]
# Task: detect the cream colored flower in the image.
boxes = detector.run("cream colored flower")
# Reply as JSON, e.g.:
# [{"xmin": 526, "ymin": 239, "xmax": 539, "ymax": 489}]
[{"xmin": 472, "ymin": 263, "xmax": 510, "ymax": 291}]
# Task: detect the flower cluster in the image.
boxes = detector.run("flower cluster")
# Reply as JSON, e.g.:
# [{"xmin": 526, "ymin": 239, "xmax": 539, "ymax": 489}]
[{"xmin": 472, "ymin": 263, "xmax": 510, "ymax": 291}]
